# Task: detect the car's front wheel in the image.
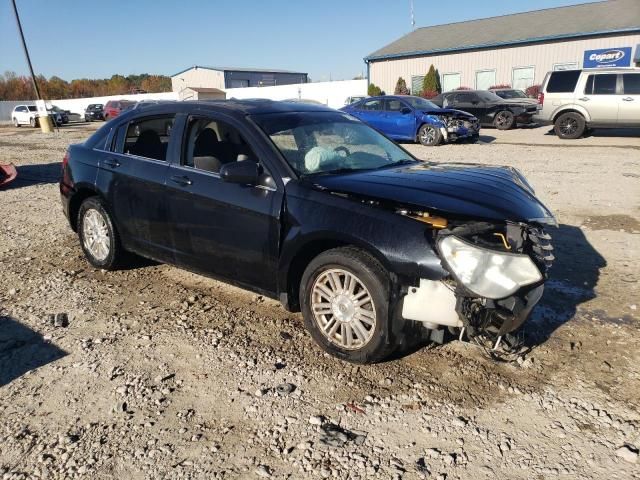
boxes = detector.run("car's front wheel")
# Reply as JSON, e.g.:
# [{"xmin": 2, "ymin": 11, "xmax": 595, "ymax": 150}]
[
  {"xmin": 85, "ymin": 115, "xmax": 91, "ymax": 122},
  {"xmin": 494, "ymin": 110, "xmax": 515, "ymax": 130},
  {"xmin": 29, "ymin": 117, "xmax": 36, "ymax": 128},
  {"xmin": 300, "ymin": 247, "xmax": 393, "ymax": 363},
  {"xmin": 12, "ymin": 117, "xmax": 20, "ymax": 127},
  {"xmin": 418, "ymin": 124, "xmax": 443, "ymax": 146},
  {"xmin": 554, "ymin": 112, "xmax": 585, "ymax": 139},
  {"xmin": 77, "ymin": 197, "xmax": 124, "ymax": 270}
]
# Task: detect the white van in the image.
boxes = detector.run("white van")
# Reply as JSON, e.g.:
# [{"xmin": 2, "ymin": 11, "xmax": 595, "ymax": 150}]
[{"xmin": 534, "ymin": 68, "xmax": 640, "ymax": 139}]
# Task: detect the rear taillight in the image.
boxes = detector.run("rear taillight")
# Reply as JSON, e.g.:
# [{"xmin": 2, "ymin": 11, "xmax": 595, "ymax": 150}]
[
  {"xmin": 537, "ymin": 92, "xmax": 544, "ymax": 106},
  {"xmin": 62, "ymin": 150, "xmax": 69, "ymax": 169}
]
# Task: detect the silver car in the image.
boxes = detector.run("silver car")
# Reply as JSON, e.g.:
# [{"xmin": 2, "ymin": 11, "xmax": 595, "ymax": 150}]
[{"xmin": 534, "ymin": 68, "xmax": 640, "ymax": 139}]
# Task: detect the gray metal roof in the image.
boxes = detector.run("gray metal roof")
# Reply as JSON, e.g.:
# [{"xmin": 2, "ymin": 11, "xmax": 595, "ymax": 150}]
[
  {"xmin": 366, "ymin": 0, "xmax": 640, "ymax": 61},
  {"xmin": 172, "ymin": 65, "xmax": 307, "ymax": 77}
]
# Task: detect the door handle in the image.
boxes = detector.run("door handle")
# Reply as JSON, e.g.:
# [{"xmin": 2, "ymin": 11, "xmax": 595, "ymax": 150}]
[
  {"xmin": 170, "ymin": 175, "xmax": 192, "ymax": 186},
  {"xmin": 104, "ymin": 158, "xmax": 120, "ymax": 168},
  {"xmin": 578, "ymin": 97, "xmax": 590, "ymax": 101},
  {"xmin": 622, "ymin": 97, "xmax": 634, "ymax": 102}
]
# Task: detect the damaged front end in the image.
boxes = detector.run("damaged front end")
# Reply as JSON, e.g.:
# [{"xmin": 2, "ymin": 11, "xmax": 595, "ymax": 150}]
[
  {"xmin": 422, "ymin": 111, "xmax": 480, "ymax": 143},
  {"xmin": 400, "ymin": 213, "xmax": 554, "ymax": 347}
]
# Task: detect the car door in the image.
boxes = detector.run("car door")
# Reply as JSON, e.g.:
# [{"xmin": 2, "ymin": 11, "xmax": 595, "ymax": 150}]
[
  {"xmin": 576, "ymin": 73, "xmax": 618, "ymax": 124},
  {"xmin": 452, "ymin": 93, "xmax": 486, "ymax": 121},
  {"xmin": 96, "ymin": 113, "xmax": 176, "ymax": 261},
  {"xmin": 381, "ymin": 98, "xmax": 415, "ymax": 139},
  {"xmin": 350, "ymin": 98, "xmax": 385, "ymax": 131},
  {"xmin": 619, "ymin": 73, "xmax": 640, "ymax": 126},
  {"xmin": 164, "ymin": 113, "xmax": 283, "ymax": 294},
  {"xmin": 13, "ymin": 106, "xmax": 26, "ymax": 124}
]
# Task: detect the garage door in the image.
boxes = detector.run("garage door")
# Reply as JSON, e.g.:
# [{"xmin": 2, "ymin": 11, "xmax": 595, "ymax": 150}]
[
  {"xmin": 442, "ymin": 73, "xmax": 461, "ymax": 92},
  {"xmin": 512, "ymin": 67, "xmax": 535, "ymax": 90},
  {"xmin": 475, "ymin": 70, "xmax": 496, "ymax": 90}
]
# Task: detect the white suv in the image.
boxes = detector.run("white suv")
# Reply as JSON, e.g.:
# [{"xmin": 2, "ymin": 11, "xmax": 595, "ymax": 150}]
[
  {"xmin": 534, "ymin": 68, "xmax": 640, "ymax": 139},
  {"xmin": 11, "ymin": 104, "xmax": 41, "ymax": 128}
]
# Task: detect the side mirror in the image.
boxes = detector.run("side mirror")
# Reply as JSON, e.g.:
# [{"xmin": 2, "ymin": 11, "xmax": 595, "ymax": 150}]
[
  {"xmin": 220, "ymin": 160, "xmax": 260, "ymax": 185},
  {"xmin": 400, "ymin": 107, "xmax": 412, "ymax": 114}
]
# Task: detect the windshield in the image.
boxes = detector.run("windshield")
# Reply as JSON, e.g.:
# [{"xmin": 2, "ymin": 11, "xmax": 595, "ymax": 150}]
[
  {"xmin": 403, "ymin": 96, "xmax": 439, "ymax": 110},
  {"xmin": 252, "ymin": 111, "xmax": 416, "ymax": 176},
  {"xmin": 495, "ymin": 90, "xmax": 527, "ymax": 99}
]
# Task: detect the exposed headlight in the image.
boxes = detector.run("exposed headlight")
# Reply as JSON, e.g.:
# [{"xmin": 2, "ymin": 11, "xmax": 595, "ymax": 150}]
[{"xmin": 438, "ymin": 236, "xmax": 542, "ymax": 299}]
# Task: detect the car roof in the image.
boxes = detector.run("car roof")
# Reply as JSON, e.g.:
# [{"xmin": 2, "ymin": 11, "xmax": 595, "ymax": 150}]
[{"xmin": 117, "ymin": 99, "xmax": 336, "ymax": 121}]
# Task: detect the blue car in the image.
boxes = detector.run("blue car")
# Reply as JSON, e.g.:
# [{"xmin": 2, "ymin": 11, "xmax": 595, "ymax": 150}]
[{"xmin": 341, "ymin": 95, "xmax": 480, "ymax": 146}]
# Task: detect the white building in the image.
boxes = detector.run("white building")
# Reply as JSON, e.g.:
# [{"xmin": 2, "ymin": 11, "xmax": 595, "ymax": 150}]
[{"xmin": 366, "ymin": 0, "xmax": 640, "ymax": 94}]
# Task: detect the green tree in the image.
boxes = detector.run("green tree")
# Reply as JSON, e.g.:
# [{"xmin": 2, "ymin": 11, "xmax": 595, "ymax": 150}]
[
  {"xmin": 422, "ymin": 65, "xmax": 439, "ymax": 94},
  {"xmin": 367, "ymin": 83, "xmax": 384, "ymax": 96},
  {"xmin": 434, "ymin": 68, "xmax": 442, "ymax": 93},
  {"xmin": 394, "ymin": 77, "xmax": 410, "ymax": 95}
]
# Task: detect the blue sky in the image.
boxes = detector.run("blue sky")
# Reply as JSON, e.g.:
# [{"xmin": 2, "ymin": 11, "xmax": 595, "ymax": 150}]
[{"xmin": 1, "ymin": 0, "xmax": 598, "ymax": 81}]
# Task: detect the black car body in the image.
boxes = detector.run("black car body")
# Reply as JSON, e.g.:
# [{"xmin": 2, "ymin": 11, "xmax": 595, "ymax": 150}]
[
  {"xmin": 85, "ymin": 104, "xmax": 105, "ymax": 122},
  {"xmin": 48, "ymin": 105, "xmax": 70, "ymax": 124},
  {"xmin": 431, "ymin": 90, "xmax": 538, "ymax": 129},
  {"xmin": 60, "ymin": 100, "xmax": 555, "ymax": 363}
]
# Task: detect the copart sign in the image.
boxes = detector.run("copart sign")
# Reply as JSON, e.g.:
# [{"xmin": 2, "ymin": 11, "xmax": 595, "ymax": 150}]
[{"xmin": 583, "ymin": 47, "xmax": 632, "ymax": 68}]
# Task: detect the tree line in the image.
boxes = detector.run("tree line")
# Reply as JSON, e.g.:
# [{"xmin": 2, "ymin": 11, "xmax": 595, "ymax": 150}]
[{"xmin": 0, "ymin": 71, "xmax": 172, "ymax": 101}]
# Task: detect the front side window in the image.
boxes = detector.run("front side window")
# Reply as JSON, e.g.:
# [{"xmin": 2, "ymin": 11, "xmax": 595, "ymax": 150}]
[
  {"xmin": 252, "ymin": 111, "xmax": 414, "ymax": 176},
  {"xmin": 585, "ymin": 74, "xmax": 617, "ymax": 95},
  {"xmin": 385, "ymin": 99, "xmax": 406, "ymax": 112},
  {"xmin": 123, "ymin": 115, "xmax": 174, "ymax": 161},
  {"xmin": 27, "ymin": 106, "xmax": 37, "ymax": 112},
  {"xmin": 623, "ymin": 74, "xmax": 640, "ymax": 95},
  {"xmin": 182, "ymin": 117, "xmax": 257, "ymax": 174},
  {"xmin": 454, "ymin": 93, "xmax": 474, "ymax": 103}
]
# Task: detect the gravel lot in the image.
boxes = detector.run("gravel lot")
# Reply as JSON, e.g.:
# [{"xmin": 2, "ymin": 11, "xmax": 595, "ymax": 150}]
[{"xmin": 1, "ymin": 122, "xmax": 639, "ymax": 479}]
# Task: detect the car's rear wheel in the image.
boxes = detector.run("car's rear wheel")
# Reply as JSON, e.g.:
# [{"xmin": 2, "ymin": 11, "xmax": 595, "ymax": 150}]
[
  {"xmin": 554, "ymin": 112, "xmax": 585, "ymax": 139},
  {"xmin": 300, "ymin": 247, "xmax": 393, "ymax": 363},
  {"xmin": 418, "ymin": 124, "xmax": 442, "ymax": 146},
  {"xmin": 12, "ymin": 117, "xmax": 20, "ymax": 128},
  {"xmin": 494, "ymin": 110, "xmax": 515, "ymax": 130},
  {"xmin": 77, "ymin": 197, "xmax": 124, "ymax": 270}
]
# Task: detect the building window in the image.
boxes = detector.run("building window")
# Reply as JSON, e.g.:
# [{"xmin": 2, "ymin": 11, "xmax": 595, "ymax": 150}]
[
  {"xmin": 230, "ymin": 79, "xmax": 249, "ymax": 88},
  {"xmin": 553, "ymin": 62, "xmax": 579, "ymax": 71},
  {"xmin": 475, "ymin": 70, "xmax": 496, "ymax": 90},
  {"xmin": 441, "ymin": 73, "xmax": 461, "ymax": 92},
  {"xmin": 411, "ymin": 75, "xmax": 424, "ymax": 94},
  {"xmin": 512, "ymin": 66, "xmax": 535, "ymax": 90}
]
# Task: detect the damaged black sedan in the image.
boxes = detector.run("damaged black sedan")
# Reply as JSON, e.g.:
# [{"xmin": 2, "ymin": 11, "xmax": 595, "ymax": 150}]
[{"xmin": 60, "ymin": 100, "xmax": 555, "ymax": 363}]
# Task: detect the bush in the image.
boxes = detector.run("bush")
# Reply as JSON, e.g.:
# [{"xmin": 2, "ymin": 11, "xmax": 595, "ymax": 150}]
[
  {"xmin": 394, "ymin": 77, "xmax": 410, "ymax": 95},
  {"xmin": 525, "ymin": 84, "xmax": 541, "ymax": 98},
  {"xmin": 367, "ymin": 83, "xmax": 384, "ymax": 96},
  {"xmin": 488, "ymin": 83, "xmax": 511, "ymax": 89},
  {"xmin": 420, "ymin": 90, "xmax": 439, "ymax": 99},
  {"xmin": 422, "ymin": 65, "xmax": 440, "ymax": 95}
]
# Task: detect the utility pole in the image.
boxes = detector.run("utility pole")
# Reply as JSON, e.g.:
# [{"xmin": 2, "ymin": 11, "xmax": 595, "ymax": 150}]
[
  {"xmin": 410, "ymin": 0, "xmax": 416, "ymax": 30},
  {"xmin": 11, "ymin": 0, "xmax": 52, "ymax": 132}
]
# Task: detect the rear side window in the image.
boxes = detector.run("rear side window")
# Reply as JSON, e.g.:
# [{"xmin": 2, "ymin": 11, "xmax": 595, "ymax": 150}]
[
  {"xmin": 123, "ymin": 115, "xmax": 175, "ymax": 161},
  {"xmin": 546, "ymin": 70, "xmax": 581, "ymax": 93},
  {"xmin": 385, "ymin": 99, "xmax": 405, "ymax": 112},
  {"xmin": 584, "ymin": 74, "xmax": 617, "ymax": 95},
  {"xmin": 623, "ymin": 74, "xmax": 640, "ymax": 94}
]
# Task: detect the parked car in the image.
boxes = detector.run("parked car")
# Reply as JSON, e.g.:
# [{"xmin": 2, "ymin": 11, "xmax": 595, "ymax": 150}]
[
  {"xmin": 11, "ymin": 104, "xmax": 41, "ymax": 127},
  {"xmin": 48, "ymin": 105, "xmax": 69, "ymax": 124},
  {"xmin": 489, "ymin": 88, "xmax": 540, "ymax": 105},
  {"xmin": 344, "ymin": 95, "xmax": 367, "ymax": 105},
  {"xmin": 60, "ymin": 100, "xmax": 555, "ymax": 363},
  {"xmin": 283, "ymin": 98, "xmax": 325, "ymax": 105},
  {"xmin": 431, "ymin": 90, "xmax": 538, "ymax": 129},
  {"xmin": 534, "ymin": 68, "xmax": 640, "ymax": 139},
  {"xmin": 341, "ymin": 95, "xmax": 480, "ymax": 146},
  {"xmin": 84, "ymin": 104, "xmax": 105, "ymax": 122},
  {"xmin": 103, "ymin": 100, "xmax": 136, "ymax": 120}
]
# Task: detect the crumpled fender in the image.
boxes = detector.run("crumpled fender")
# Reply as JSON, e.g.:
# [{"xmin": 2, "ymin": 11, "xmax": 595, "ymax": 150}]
[{"xmin": 0, "ymin": 163, "xmax": 17, "ymax": 188}]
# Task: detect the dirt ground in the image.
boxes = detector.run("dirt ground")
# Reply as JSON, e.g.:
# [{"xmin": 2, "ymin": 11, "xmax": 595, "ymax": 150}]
[{"xmin": 1, "ymin": 122, "xmax": 639, "ymax": 480}]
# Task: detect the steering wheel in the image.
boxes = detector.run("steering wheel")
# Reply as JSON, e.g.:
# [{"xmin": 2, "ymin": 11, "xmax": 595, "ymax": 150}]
[{"xmin": 334, "ymin": 146, "xmax": 350, "ymax": 157}]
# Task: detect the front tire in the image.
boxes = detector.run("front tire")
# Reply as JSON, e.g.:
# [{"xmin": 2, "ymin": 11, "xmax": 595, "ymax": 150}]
[
  {"xmin": 13, "ymin": 118, "xmax": 20, "ymax": 128},
  {"xmin": 494, "ymin": 110, "xmax": 515, "ymax": 130},
  {"xmin": 77, "ymin": 197, "xmax": 125, "ymax": 270},
  {"xmin": 554, "ymin": 112, "xmax": 585, "ymax": 139},
  {"xmin": 418, "ymin": 124, "xmax": 443, "ymax": 146},
  {"xmin": 300, "ymin": 247, "xmax": 393, "ymax": 363},
  {"xmin": 30, "ymin": 117, "xmax": 36, "ymax": 128}
]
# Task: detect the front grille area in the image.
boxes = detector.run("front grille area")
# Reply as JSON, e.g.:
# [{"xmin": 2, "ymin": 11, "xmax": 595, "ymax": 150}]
[{"xmin": 525, "ymin": 226, "xmax": 554, "ymax": 274}]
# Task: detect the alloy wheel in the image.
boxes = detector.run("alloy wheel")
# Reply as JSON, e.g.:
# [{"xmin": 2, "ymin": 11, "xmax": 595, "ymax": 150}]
[
  {"xmin": 82, "ymin": 209, "xmax": 111, "ymax": 261},
  {"xmin": 310, "ymin": 268, "xmax": 376, "ymax": 350},
  {"xmin": 420, "ymin": 126, "xmax": 436, "ymax": 145},
  {"xmin": 496, "ymin": 112, "xmax": 510, "ymax": 128},
  {"xmin": 559, "ymin": 117, "xmax": 577, "ymax": 136}
]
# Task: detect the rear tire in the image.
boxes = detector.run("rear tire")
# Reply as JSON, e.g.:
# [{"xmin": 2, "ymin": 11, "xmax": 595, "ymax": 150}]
[
  {"xmin": 300, "ymin": 247, "xmax": 393, "ymax": 364},
  {"xmin": 13, "ymin": 118, "xmax": 20, "ymax": 128},
  {"xmin": 77, "ymin": 197, "xmax": 125, "ymax": 270},
  {"xmin": 554, "ymin": 112, "xmax": 585, "ymax": 139},
  {"xmin": 418, "ymin": 124, "xmax": 443, "ymax": 146},
  {"xmin": 494, "ymin": 110, "xmax": 515, "ymax": 130}
]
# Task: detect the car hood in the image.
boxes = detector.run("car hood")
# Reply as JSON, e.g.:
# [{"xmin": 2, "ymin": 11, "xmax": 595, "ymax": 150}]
[
  {"xmin": 309, "ymin": 162, "xmax": 555, "ymax": 224},
  {"xmin": 419, "ymin": 108, "xmax": 476, "ymax": 119}
]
